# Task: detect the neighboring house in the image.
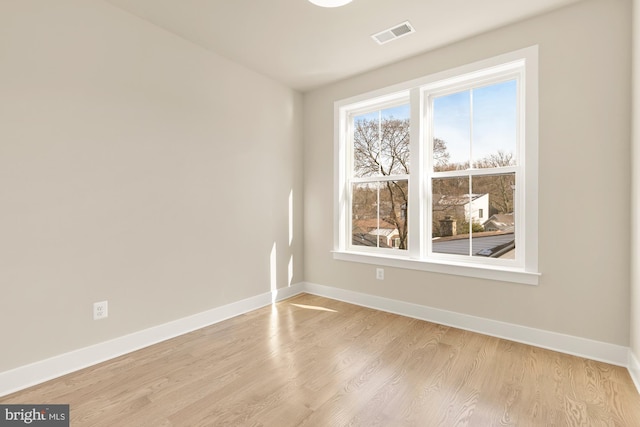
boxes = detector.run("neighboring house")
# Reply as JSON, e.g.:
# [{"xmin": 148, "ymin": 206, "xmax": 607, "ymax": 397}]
[
  {"xmin": 433, "ymin": 193, "xmax": 489, "ymax": 225},
  {"xmin": 483, "ymin": 213, "xmax": 515, "ymax": 232},
  {"xmin": 352, "ymin": 232, "xmax": 389, "ymax": 248},
  {"xmin": 352, "ymin": 218, "xmax": 399, "ymax": 248}
]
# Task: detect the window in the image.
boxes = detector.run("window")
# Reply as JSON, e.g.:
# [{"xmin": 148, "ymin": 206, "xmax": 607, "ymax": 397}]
[
  {"xmin": 334, "ymin": 47, "xmax": 539, "ymax": 285},
  {"xmin": 351, "ymin": 101, "xmax": 410, "ymax": 251}
]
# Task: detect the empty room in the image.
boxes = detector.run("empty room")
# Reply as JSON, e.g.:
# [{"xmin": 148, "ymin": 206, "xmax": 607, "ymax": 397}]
[{"xmin": 2, "ymin": 0, "xmax": 640, "ymax": 425}]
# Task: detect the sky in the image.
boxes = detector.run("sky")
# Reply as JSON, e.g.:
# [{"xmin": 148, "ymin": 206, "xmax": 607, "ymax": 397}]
[
  {"xmin": 353, "ymin": 79, "xmax": 517, "ymax": 167},
  {"xmin": 433, "ymin": 79, "xmax": 517, "ymax": 165}
]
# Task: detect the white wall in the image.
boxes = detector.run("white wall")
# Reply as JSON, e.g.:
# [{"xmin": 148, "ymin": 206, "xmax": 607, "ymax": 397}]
[
  {"xmin": 0, "ymin": 0, "xmax": 303, "ymax": 372},
  {"xmin": 304, "ymin": 0, "xmax": 632, "ymax": 345},
  {"xmin": 630, "ymin": 0, "xmax": 640, "ymax": 379}
]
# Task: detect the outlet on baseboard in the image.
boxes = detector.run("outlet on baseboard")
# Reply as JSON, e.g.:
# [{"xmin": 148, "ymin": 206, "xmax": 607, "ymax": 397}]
[
  {"xmin": 93, "ymin": 301, "xmax": 108, "ymax": 320},
  {"xmin": 376, "ymin": 268, "xmax": 384, "ymax": 280}
]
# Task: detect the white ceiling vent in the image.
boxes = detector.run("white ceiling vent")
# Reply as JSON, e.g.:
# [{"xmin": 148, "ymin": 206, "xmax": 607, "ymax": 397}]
[{"xmin": 371, "ymin": 21, "xmax": 415, "ymax": 45}]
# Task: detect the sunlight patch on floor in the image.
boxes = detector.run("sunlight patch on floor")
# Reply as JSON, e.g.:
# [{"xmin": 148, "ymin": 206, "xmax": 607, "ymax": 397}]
[{"xmin": 290, "ymin": 303, "xmax": 338, "ymax": 313}]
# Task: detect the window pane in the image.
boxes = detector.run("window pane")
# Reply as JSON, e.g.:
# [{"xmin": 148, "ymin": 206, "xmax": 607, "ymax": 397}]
[
  {"xmin": 433, "ymin": 80, "xmax": 517, "ymax": 172},
  {"xmin": 352, "ymin": 180, "xmax": 408, "ymax": 250},
  {"xmin": 472, "ymin": 80, "xmax": 517, "ymax": 168},
  {"xmin": 433, "ymin": 91, "xmax": 470, "ymax": 171},
  {"xmin": 472, "ymin": 173, "xmax": 516, "ymax": 259},
  {"xmin": 381, "ymin": 180, "xmax": 409, "ymax": 250},
  {"xmin": 352, "ymin": 183, "xmax": 380, "ymax": 248},
  {"xmin": 353, "ymin": 104, "xmax": 410, "ymax": 178},
  {"xmin": 432, "ymin": 177, "xmax": 471, "ymax": 255}
]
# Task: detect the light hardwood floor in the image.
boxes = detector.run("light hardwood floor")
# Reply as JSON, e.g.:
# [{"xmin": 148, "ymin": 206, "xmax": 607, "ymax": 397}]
[{"xmin": 3, "ymin": 293, "xmax": 640, "ymax": 426}]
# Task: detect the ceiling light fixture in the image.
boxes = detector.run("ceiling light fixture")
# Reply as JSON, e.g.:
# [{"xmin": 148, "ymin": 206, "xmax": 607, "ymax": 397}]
[{"xmin": 308, "ymin": 0, "xmax": 352, "ymax": 7}]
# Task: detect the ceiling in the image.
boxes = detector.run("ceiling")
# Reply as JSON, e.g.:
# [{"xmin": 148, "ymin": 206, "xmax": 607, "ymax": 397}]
[{"xmin": 106, "ymin": 0, "xmax": 582, "ymax": 91}]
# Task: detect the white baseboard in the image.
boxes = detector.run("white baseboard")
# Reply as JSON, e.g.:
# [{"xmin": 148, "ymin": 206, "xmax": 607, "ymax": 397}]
[
  {"xmin": 302, "ymin": 282, "xmax": 630, "ymax": 368},
  {"xmin": 628, "ymin": 350, "xmax": 640, "ymax": 392},
  {"xmin": 0, "ymin": 284, "xmax": 304, "ymax": 398},
  {"xmin": 1, "ymin": 281, "xmax": 636, "ymax": 397}
]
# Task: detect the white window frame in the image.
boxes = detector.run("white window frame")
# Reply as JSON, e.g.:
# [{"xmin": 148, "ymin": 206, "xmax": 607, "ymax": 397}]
[
  {"xmin": 333, "ymin": 47, "xmax": 539, "ymax": 285},
  {"xmin": 345, "ymin": 94, "xmax": 411, "ymax": 256}
]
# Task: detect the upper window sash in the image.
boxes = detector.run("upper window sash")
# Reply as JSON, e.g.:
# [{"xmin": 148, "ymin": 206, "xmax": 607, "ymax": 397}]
[{"xmin": 346, "ymin": 97, "xmax": 411, "ymax": 179}]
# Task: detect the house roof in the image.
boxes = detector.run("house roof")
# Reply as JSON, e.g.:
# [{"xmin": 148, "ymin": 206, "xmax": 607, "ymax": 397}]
[
  {"xmin": 353, "ymin": 218, "xmax": 398, "ymax": 230},
  {"xmin": 433, "ymin": 194, "xmax": 486, "ymax": 207},
  {"xmin": 352, "ymin": 233, "xmax": 390, "ymax": 248},
  {"xmin": 368, "ymin": 228, "xmax": 398, "ymax": 237},
  {"xmin": 485, "ymin": 213, "xmax": 514, "ymax": 224},
  {"xmin": 432, "ymin": 232, "xmax": 515, "ymax": 258},
  {"xmin": 483, "ymin": 213, "xmax": 515, "ymax": 231}
]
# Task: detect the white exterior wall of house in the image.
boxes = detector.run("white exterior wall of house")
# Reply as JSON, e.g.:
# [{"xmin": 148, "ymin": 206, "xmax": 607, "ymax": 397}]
[{"xmin": 465, "ymin": 194, "xmax": 490, "ymax": 224}]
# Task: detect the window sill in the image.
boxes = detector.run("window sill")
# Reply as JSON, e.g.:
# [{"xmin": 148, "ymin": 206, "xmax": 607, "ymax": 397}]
[{"xmin": 332, "ymin": 250, "xmax": 540, "ymax": 285}]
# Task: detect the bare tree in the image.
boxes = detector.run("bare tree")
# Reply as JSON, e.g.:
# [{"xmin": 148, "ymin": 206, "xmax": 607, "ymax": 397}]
[
  {"xmin": 353, "ymin": 117, "xmax": 410, "ymax": 248},
  {"xmin": 354, "ymin": 118, "xmax": 410, "ymax": 177},
  {"xmin": 473, "ymin": 150, "xmax": 515, "ymax": 168},
  {"xmin": 353, "ymin": 118, "xmax": 516, "ymax": 246},
  {"xmin": 473, "ymin": 151, "xmax": 515, "ymax": 214},
  {"xmin": 433, "ymin": 138, "xmax": 450, "ymax": 171}
]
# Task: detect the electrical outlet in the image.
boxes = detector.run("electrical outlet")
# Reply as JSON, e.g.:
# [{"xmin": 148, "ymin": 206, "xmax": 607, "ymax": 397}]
[
  {"xmin": 93, "ymin": 301, "xmax": 108, "ymax": 320},
  {"xmin": 376, "ymin": 268, "xmax": 384, "ymax": 280}
]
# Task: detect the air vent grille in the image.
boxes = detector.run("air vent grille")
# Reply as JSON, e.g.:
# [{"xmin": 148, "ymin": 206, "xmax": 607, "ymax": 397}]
[{"xmin": 372, "ymin": 21, "xmax": 415, "ymax": 45}]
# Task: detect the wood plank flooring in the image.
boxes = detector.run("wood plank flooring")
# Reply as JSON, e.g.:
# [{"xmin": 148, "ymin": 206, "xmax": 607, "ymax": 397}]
[{"xmin": 2, "ymin": 293, "xmax": 640, "ymax": 426}]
